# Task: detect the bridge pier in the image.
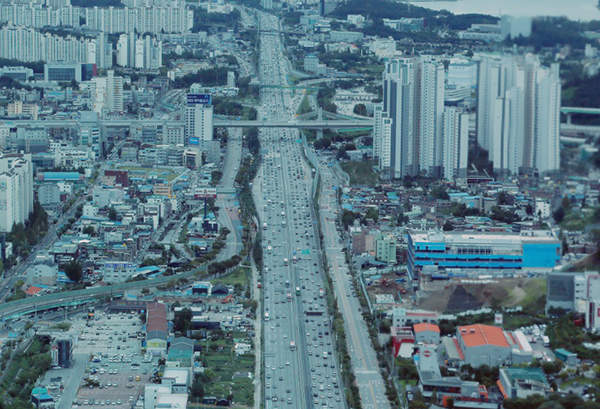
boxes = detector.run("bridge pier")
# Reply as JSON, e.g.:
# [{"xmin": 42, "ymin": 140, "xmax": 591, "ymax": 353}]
[{"xmin": 316, "ymin": 129, "xmax": 323, "ymax": 140}]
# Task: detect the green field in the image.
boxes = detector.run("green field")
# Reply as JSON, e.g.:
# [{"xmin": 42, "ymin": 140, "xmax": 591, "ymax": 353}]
[
  {"xmin": 210, "ymin": 268, "xmax": 250, "ymax": 287},
  {"xmin": 199, "ymin": 334, "xmax": 255, "ymax": 406},
  {"xmin": 340, "ymin": 160, "xmax": 380, "ymax": 187}
]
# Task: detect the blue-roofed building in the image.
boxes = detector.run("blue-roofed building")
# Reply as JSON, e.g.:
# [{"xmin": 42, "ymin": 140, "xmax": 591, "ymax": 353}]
[
  {"xmin": 41, "ymin": 172, "xmax": 82, "ymax": 182},
  {"xmin": 408, "ymin": 230, "xmax": 560, "ymax": 282},
  {"xmin": 31, "ymin": 387, "xmax": 54, "ymax": 408}
]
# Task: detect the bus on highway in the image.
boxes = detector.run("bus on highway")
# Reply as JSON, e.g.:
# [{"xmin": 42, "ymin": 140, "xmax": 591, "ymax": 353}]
[{"xmin": 295, "ymin": 287, "xmax": 300, "ymax": 296}]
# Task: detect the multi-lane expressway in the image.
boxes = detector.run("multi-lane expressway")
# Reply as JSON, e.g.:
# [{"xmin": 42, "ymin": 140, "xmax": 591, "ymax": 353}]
[{"xmin": 254, "ymin": 13, "xmax": 346, "ymax": 409}]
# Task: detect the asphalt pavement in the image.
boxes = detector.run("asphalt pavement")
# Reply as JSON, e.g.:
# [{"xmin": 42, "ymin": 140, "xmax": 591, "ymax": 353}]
[
  {"xmin": 254, "ymin": 12, "xmax": 346, "ymax": 409},
  {"xmin": 318, "ymin": 163, "xmax": 392, "ymax": 409}
]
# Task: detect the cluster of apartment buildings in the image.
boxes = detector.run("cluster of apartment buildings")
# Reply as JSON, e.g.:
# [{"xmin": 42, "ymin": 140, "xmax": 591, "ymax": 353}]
[
  {"xmin": 0, "ymin": 26, "xmax": 163, "ymax": 69},
  {"xmin": 372, "ymin": 53, "xmax": 561, "ymax": 180},
  {"xmin": 0, "ymin": 1, "xmax": 193, "ymax": 34}
]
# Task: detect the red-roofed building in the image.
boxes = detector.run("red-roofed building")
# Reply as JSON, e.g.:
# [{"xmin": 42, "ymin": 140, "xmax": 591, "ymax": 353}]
[
  {"xmin": 457, "ymin": 324, "xmax": 512, "ymax": 367},
  {"xmin": 25, "ymin": 286, "xmax": 42, "ymax": 296},
  {"xmin": 413, "ymin": 323, "xmax": 440, "ymax": 344},
  {"xmin": 146, "ymin": 302, "xmax": 168, "ymax": 356}
]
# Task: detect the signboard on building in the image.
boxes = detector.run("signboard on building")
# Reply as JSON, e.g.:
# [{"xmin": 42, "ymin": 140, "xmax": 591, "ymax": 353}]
[
  {"xmin": 189, "ymin": 136, "xmax": 200, "ymax": 146},
  {"xmin": 195, "ymin": 188, "xmax": 217, "ymax": 199},
  {"xmin": 187, "ymin": 93, "xmax": 211, "ymax": 105}
]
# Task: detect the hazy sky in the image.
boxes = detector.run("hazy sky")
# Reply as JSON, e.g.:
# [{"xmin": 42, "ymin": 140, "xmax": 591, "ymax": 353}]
[{"xmin": 411, "ymin": 0, "xmax": 600, "ymax": 21}]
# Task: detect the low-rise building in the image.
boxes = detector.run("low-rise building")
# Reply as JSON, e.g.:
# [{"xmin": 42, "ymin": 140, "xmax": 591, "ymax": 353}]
[
  {"xmin": 498, "ymin": 367, "xmax": 552, "ymax": 399},
  {"xmin": 413, "ymin": 323, "xmax": 440, "ymax": 344}
]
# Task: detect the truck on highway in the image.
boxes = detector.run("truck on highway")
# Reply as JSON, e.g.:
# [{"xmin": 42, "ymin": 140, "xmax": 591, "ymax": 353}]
[
  {"xmin": 290, "ymin": 341, "xmax": 296, "ymax": 351},
  {"xmin": 263, "ymin": 223, "xmax": 267, "ymax": 230},
  {"xmin": 323, "ymin": 351, "xmax": 328, "ymax": 359},
  {"xmin": 264, "ymin": 313, "xmax": 270, "ymax": 322},
  {"xmin": 542, "ymin": 335, "xmax": 550, "ymax": 347},
  {"xmin": 295, "ymin": 287, "xmax": 300, "ymax": 296},
  {"xmin": 286, "ymin": 293, "xmax": 292, "ymax": 302},
  {"xmin": 283, "ymin": 258, "xmax": 289, "ymax": 266},
  {"xmin": 318, "ymin": 288, "xmax": 325, "ymax": 298}
]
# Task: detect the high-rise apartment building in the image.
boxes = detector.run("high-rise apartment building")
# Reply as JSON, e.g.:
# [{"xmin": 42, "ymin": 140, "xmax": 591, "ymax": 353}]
[
  {"xmin": 382, "ymin": 57, "xmax": 419, "ymax": 179},
  {"xmin": 418, "ymin": 58, "xmax": 445, "ymax": 178},
  {"xmin": 0, "ymin": 153, "xmax": 33, "ymax": 233},
  {"xmin": 442, "ymin": 107, "xmax": 469, "ymax": 179},
  {"xmin": 116, "ymin": 34, "xmax": 128, "ymax": 67},
  {"xmin": 476, "ymin": 55, "xmax": 561, "ymax": 175}
]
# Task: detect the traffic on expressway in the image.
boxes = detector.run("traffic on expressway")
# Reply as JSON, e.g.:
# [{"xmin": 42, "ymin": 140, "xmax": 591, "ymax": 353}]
[{"xmin": 255, "ymin": 13, "xmax": 346, "ymax": 409}]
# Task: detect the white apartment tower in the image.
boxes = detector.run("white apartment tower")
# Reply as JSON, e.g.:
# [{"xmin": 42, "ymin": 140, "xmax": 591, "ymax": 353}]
[
  {"xmin": 382, "ymin": 57, "xmax": 419, "ymax": 179},
  {"xmin": 382, "ymin": 56, "xmax": 447, "ymax": 179},
  {"xmin": 442, "ymin": 107, "xmax": 469, "ymax": 179},
  {"xmin": 0, "ymin": 153, "xmax": 33, "ymax": 233},
  {"xmin": 418, "ymin": 58, "xmax": 445, "ymax": 178},
  {"xmin": 107, "ymin": 70, "xmax": 123, "ymax": 113},
  {"xmin": 116, "ymin": 34, "xmax": 128, "ymax": 67},
  {"xmin": 477, "ymin": 54, "xmax": 561, "ymax": 175}
]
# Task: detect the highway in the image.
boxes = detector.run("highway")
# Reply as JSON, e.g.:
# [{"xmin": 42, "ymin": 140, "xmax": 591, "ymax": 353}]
[
  {"xmin": 255, "ymin": 13, "xmax": 346, "ymax": 409},
  {"xmin": 318, "ymin": 162, "xmax": 392, "ymax": 409}
]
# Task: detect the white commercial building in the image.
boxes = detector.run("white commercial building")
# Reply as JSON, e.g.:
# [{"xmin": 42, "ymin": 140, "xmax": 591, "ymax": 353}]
[
  {"xmin": 184, "ymin": 100, "xmax": 213, "ymax": 142},
  {"xmin": 0, "ymin": 153, "xmax": 33, "ymax": 233},
  {"xmin": 476, "ymin": 54, "xmax": 560, "ymax": 175},
  {"xmin": 89, "ymin": 70, "xmax": 124, "ymax": 114},
  {"xmin": 500, "ymin": 15, "xmax": 532, "ymax": 40},
  {"xmin": 102, "ymin": 261, "xmax": 137, "ymax": 283}
]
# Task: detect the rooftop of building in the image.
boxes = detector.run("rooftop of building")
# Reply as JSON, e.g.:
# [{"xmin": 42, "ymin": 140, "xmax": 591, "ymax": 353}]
[
  {"xmin": 501, "ymin": 367, "xmax": 549, "ymax": 387},
  {"xmin": 414, "ymin": 323, "xmax": 440, "ymax": 333},
  {"xmin": 410, "ymin": 230, "xmax": 559, "ymax": 245},
  {"xmin": 458, "ymin": 324, "xmax": 510, "ymax": 348}
]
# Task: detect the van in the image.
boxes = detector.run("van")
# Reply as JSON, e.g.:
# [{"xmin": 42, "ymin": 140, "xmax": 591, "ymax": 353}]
[{"xmin": 135, "ymin": 376, "xmax": 140, "ymax": 381}]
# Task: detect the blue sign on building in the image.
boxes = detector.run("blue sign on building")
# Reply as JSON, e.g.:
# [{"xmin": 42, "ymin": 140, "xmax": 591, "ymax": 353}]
[
  {"xmin": 189, "ymin": 136, "xmax": 200, "ymax": 145},
  {"xmin": 187, "ymin": 93, "xmax": 212, "ymax": 105}
]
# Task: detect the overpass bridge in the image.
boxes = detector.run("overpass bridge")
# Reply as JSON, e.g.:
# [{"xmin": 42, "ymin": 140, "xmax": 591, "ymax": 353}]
[
  {"xmin": 0, "ymin": 264, "xmax": 209, "ymax": 320},
  {"xmin": 2, "ymin": 118, "xmax": 374, "ymax": 130}
]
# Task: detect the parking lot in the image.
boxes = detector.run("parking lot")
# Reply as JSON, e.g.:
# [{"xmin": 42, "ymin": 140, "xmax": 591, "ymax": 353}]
[{"xmin": 72, "ymin": 313, "xmax": 156, "ymax": 407}]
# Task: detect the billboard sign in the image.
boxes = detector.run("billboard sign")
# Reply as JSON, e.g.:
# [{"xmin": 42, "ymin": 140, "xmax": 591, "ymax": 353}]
[
  {"xmin": 187, "ymin": 93, "xmax": 211, "ymax": 105},
  {"xmin": 189, "ymin": 136, "xmax": 200, "ymax": 146},
  {"xmin": 195, "ymin": 187, "xmax": 217, "ymax": 199}
]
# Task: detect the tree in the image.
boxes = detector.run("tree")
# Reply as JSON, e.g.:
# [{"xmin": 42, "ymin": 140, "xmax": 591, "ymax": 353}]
[
  {"xmin": 353, "ymin": 103, "xmax": 367, "ymax": 116},
  {"xmin": 553, "ymin": 207, "xmax": 566, "ymax": 224},
  {"xmin": 525, "ymin": 204, "xmax": 534, "ymax": 215},
  {"xmin": 190, "ymin": 376, "xmax": 205, "ymax": 398},
  {"xmin": 336, "ymin": 147, "xmax": 348, "ymax": 160},
  {"xmin": 62, "ymin": 260, "xmax": 83, "ymax": 282},
  {"xmin": 108, "ymin": 207, "xmax": 118, "ymax": 221},
  {"xmin": 173, "ymin": 308, "xmax": 193, "ymax": 333},
  {"xmin": 82, "ymin": 226, "xmax": 96, "ymax": 236},
  {"xmin": 430, "ymin": 186, "xmax": 449, "ymax": 200}
]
